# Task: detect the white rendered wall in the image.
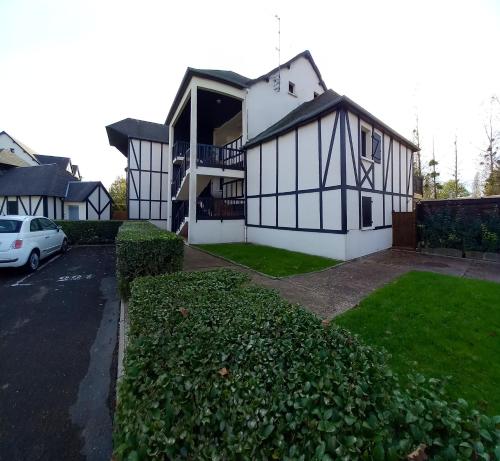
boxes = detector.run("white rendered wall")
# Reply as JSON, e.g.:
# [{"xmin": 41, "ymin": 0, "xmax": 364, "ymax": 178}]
[
  {"xmin": 64, "ymin": 201, "xmax": 86, "ymax": 220},
  {"xmin": 189, "ymin": 219, "xmax": 245, "ymax": 244},
  {"xmin": 246, "ymin": 56, "xmax": 325, "ymax": 139},
  {"xmin": 345, "ymin": 228, "xmax": 392, "ymax": 259},
  {"xmin": 0, "ymin": 133, "xmax": 39, "ymax": 166},
  {"xmin": 247, "ymin": 227, "xmax": 347, "ymax": 260}
]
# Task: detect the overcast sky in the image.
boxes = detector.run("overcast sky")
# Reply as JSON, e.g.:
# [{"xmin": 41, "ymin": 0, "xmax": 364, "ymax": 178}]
[{"xmin": 1, "ymin": 0, "xmax": 499, "ymax": 189}]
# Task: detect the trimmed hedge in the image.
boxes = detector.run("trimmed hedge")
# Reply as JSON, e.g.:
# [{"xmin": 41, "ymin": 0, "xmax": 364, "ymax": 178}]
[
  {"xmin": 115, "ymin": 221, "xmax": 184, "ymax": 298},
  {"xmin": 114, "ymin": 270, "xmax": 500, "ymax": 460},
  {"xmin": 55, "ymin": 220, "xmax": 123, "ymax": 245}
]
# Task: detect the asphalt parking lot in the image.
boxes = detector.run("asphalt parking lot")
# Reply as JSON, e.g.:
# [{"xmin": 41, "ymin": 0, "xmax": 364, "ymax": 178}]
[{"xmin": 0, "ymin": 245, "xmax": 119, "ymax": 461}]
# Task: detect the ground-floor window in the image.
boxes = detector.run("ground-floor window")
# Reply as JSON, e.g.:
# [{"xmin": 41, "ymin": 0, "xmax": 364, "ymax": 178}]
[
  {"xmin": 362, "ymin": 196, "xmax": 373, "ymax": 228},
  {"xmin": 68, "ymin": 205, "xmax": 80, "ymax": 221},
  {"xmin": 7, "ymin": 200, "xmax": 18, "ymax": 215}
]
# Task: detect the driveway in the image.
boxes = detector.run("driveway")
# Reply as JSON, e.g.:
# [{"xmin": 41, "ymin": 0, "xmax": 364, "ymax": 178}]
[
  {"xmin": 184, "ymin": 246, "xmax": 500, "ymax": 319},
  {"xmin": 0, "ymin": 246, "xmax": 119, "ymax": 461}
]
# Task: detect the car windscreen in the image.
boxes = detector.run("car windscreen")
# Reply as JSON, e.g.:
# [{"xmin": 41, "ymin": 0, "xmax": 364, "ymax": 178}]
[{"xmin": 0, "ymin": 219, "xmax": 23, "ymax": 233}]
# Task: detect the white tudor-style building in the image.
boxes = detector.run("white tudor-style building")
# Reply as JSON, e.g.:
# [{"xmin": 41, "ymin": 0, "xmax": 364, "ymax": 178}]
[
  {"xmin": 106, "ymin": 50, "xmax": 418, "ymax": 260},
  {"xmin": 0, "ymin": 131, "xmax": 111, "ymax": 221}
]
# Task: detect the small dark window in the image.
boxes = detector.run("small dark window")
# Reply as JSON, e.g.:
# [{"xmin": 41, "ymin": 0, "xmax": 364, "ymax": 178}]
[
  {"xmin": 361, "ymin": 130, "xmax": 367, "ymax": 157},
  {"xmin": 288, "ymin": 81, "xmax": 295, "ymax": 94},
  {"xmin": 313, "ymin": 92, "xmax": 319, "ymax": 98},
  {"xmin": 7, "ymin": 201, "xmax": 18, "ymax": 215},
  {"xmin": 362, "ymin": 196, "xmax": 373, "ymax": 228},
  {"xmin": 219, "ymin": 178, "xmax": 224, "ymax": 191}
]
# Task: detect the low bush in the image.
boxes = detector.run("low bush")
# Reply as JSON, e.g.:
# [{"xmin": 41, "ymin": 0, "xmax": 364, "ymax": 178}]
[
  {"xmin": 115, "ymin": 221, "xmax": 183, "ymax": 298},
  {"xmin": 114, "ymin": 270, "xmax": 500, "ymax": 461},
  {"xmin": 55, "ymin": 220, "xmax": 123, "ymax": 245}
]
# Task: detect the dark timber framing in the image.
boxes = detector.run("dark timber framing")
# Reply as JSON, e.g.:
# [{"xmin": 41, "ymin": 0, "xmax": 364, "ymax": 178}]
[
  {"xmin": 128, "ymin": 138, "xmax": 169, "ymax": 224},
  {"xmin": 244, "ymin": 104, "xmax": 416, "ymax": 236}
]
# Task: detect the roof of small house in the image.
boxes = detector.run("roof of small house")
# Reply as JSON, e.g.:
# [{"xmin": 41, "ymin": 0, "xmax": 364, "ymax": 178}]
[
  {"xmin": 245, "ymin": 90, "xmax": 419, "ymax": 152},
  {"xmin": 106, "ymin": 118, "xmax": 170, "ymax": 156},
  {"xmin": 34, "ymin": 154, "xmax": 71, "ymax": 170},
  {"xmin": 65, "ymin": 181, "xmax": 103, "ymax": 202},
  {"xmin": 0, "ymin": 164, "xmax": 76, "ymax": 197},
  {"xmin": 165, "ymin": 50, "xmax": 327, "ymax": 125}
]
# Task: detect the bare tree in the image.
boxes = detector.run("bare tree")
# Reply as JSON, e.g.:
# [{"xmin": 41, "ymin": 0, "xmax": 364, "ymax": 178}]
[
  {"xmin": 412, "ymin": 113, "xmax": 422, "ymax": 176},
  {"xmin": 480, "ymin": 95, "xmax": 500, "ymax": 180},
  {"xmin": 472, "ymin": 172, "xmax": 482, "ymax": 198},
  {"xmin": 453, "ymin": 135, "xmax": 459, "ymax": 197}
]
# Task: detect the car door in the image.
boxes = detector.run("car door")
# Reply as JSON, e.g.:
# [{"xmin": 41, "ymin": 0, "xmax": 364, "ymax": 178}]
[
  {"xmin": 29, "ymin": 218, "xmax": 51, "ymax": 255},
  {"xmin": 39, "ymin": 218, "xmax": 62, "ymax": 254}
]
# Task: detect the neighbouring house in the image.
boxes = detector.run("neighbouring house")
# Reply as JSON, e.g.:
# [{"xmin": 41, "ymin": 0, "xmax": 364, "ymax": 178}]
[
  {"xmin": 106, "ymin": 50, "xmax": 419, "ymax": 260},
  {"xmin": 0, "ymin": 131, "xmax": 111, "ymax": 220}
]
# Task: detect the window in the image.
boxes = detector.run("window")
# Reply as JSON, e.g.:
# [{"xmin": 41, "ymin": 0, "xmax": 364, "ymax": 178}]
[
  {"xmin": 30, "ymin": 218, "xmax": 43, "ymax": 232},
  {"xmin": 0, "ymin": 219, "xmax": 22, "ymax": 233},
  {"xmin": 6, "ymin": 200, "xmax": 18, "ymax": 215},
  {"xmin": 362, "ymin": 196, "xmax": 373, "ymax": 228},
  {"xmin": 288, "ymin": 81, "xmax": 295, "ymax": 95},
  {"xmin": 68, "ymin": 205, "xmax": 80, "ymax": 221},
  {"xmin": 40, "ymin": 218, "xmax": 58, "ymax": 230},
  {"xmin": 361, "ymin": 129, "xmax": 369, "ymax": 158}
]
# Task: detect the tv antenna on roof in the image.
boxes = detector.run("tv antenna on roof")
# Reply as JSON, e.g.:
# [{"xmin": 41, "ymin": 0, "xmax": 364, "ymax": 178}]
[{"xmin": 273, "ymin": 14, "xmax": 281, "ymax": 92}]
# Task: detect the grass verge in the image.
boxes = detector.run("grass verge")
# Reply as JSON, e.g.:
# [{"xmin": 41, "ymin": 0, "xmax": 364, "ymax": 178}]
[
  {"xmin": 195, "ymin": 242, "xmax": 340, "ymax": 277},
  {"xmin": 335, "ymin": 271, "xmax": 500, "ymax": 415}
]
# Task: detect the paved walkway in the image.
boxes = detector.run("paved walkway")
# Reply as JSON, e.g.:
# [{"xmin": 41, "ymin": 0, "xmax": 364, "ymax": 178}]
[{"xmin": 183, "ymin": 246, "xmax": 500, "ymax": 319}]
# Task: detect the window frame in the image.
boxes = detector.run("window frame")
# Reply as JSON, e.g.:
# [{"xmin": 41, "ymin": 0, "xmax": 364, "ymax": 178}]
[
  {"xmin": 288, "ymin": 81, "xmax": 296, "ymax": 96},
  {"xmin": 361, "ymin": 196, "xmax": 373, "ymax": 229},
  {"xmin": 6, "ymin": 200, "xmax": 18, "ymax": 215}
]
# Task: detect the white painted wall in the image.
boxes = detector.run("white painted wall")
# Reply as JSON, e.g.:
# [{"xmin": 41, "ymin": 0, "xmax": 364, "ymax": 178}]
[
  {"xmin": 246, "ymin": 56, "xmax": 325, "ymax": 139},
  {"xmin": 0, "ymin": 133, "xmax": 39, "ymax": 166},
  {"xmin": 345, "ymin": 228, "xmax": 392, "ymax": 259},
  {"xmin": 247, "ymin": 226, "xmax": 347, "ymax": 260},
  {"xmin": 189, "ymin": 219, "xmax": 245, "ymax": 244}
]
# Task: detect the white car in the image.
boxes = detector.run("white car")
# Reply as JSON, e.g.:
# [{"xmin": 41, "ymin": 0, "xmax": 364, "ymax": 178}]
[{"xmin": 0, "ymin": 216, "xmax": 68, "ymax": 272}]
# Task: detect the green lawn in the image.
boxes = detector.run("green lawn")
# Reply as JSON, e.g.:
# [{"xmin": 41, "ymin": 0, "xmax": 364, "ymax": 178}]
[
  {"xmin": 195, "ymin": 243, "xmax": 340, "ymax": 277},
  {"xmin": 335, "ymin": 271, "xmax": 500, "ymax": 415}
]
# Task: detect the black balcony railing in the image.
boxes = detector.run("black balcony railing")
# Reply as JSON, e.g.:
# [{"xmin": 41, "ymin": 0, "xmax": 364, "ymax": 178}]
[
  {"xmin": 171, "ymin": 154, "xmax": 190, "ymax": 198},
  {"xmin": 196, "ymin": 144, "xmax": 245, "ymax": 170},
  {"xmin": 172, "ymin": 200, "xmax": 188, "ymax": 233},
  {"xmin": 172, "ymin": 141, "xmax": 190, "ymax": 161},
  {"xmin": 196, "ymin": 197, "xmax": 245, "ymax": 220}
]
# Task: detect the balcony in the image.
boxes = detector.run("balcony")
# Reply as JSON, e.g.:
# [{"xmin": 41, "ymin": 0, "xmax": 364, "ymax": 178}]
[
  {"xmin": 197, "ymin": 144, "xmax": 245, "ymax": 170},
  {"xmin": 196, "ymin": 197, "xmax": 245, "ymax": 220}
]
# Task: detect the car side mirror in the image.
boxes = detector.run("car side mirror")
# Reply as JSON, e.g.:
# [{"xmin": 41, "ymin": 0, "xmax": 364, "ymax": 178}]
[{"xmin": 57, "ymin": 226, "xmax": 61, "ymax": 232}]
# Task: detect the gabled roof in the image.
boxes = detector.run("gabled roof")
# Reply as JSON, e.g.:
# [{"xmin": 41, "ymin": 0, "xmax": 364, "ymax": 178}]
[
  {"xmin": 0, "ymin": 164, "xmax": 76, "ymax": 197},
  {"xmin": 65, "ymin": 181, "xmax": 101, "ymax": 202},
  {"xmin": 106, "ymin": 118, "xmax": 170, "ymax": 156},
  {"xmin": 248, "ymin": 50, "xmax": 327, "ymax": 91},
  {"xmin": 34, "ymin": 154, "xmax": 71, "ymax": 170},
  {"xmin": 245, "ymin": 90, "xmax": 419, "ymax": 152},
  {"xmin": 165, "ymin": 50, "xmax": 326, "ymax": 125},
  {"xmin": 0, "ymin": 131, "xmax": 39, "ymax": 164}
]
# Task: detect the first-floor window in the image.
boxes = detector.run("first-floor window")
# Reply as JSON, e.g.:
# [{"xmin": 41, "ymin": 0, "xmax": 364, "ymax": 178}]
[
  {"xmin": 7, "ymin": 200, "xmax": 18, "ymax": 215},
  {"xmin": 362, "ymin": 196, "xmax": 373, "ymax": 228},
  {"xmin": 361, "ymin": 129, "xmax": 368, "ymax": 157}
]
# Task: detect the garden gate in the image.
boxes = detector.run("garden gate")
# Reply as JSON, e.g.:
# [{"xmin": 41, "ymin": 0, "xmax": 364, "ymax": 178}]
[{"xmin": 392, "ymin": 211, "xmax": 417, "ymax": 250}]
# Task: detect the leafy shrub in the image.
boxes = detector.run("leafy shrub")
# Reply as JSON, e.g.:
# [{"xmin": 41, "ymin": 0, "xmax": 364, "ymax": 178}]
[
  {"xmin": 114, "ymin": 270, "xmax": 500, "ymax": 460},
  {"xmin": 419, "ymin": 204, "xmax": 500, "ymax": 253},
  {"xmin": 115, "ymin": 221, "xmax": 183, "ymax": 298},
  {"xmin": 55, "ymin": 220, "xmax": 123, "ymax": 245}
]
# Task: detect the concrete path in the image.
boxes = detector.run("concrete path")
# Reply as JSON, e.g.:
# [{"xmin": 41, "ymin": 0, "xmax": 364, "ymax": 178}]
[
  {"xmin": 183, "ymin": 246, "xmax": 500, "ymax": 319},
  {"xmin": 0, "ymin": 246, "xmax": 119, "ymax": 461}
]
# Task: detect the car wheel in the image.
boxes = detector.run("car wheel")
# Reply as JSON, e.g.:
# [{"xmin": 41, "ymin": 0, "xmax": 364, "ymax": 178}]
[
  {"xmin": 24, "ymin": 250, "xmax": 40, "ymax": 273},
  {"xmin": 61, "ymin": 238, "xmax": 68, "ymax": 254}
]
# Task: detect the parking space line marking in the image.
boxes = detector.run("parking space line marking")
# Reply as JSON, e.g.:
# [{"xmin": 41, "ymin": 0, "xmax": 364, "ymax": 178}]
[{"xmin": 10, "ymin": 249, "xmax": 71, "ymax": 287}]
